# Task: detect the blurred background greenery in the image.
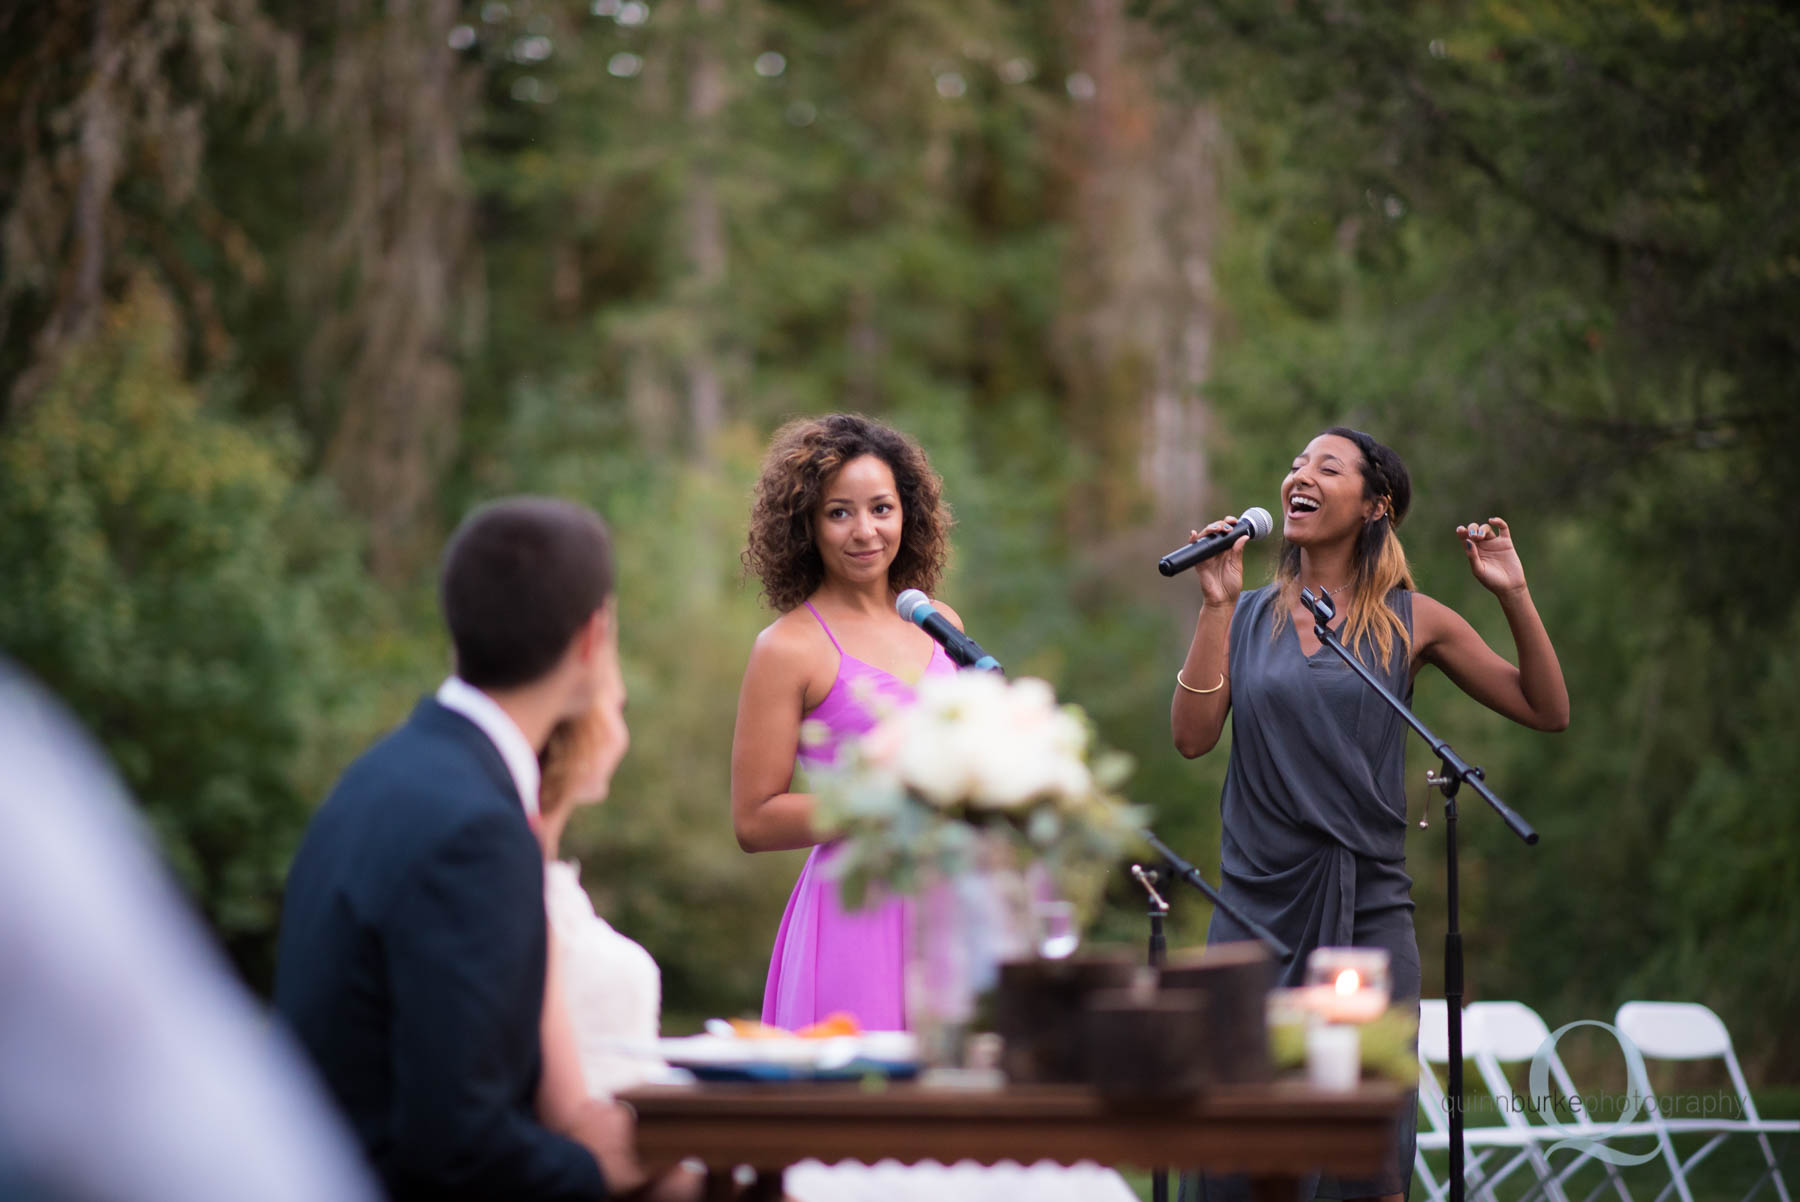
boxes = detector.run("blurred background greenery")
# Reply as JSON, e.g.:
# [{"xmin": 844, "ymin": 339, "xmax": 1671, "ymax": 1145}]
[{"xmin": 2, "ymin": 0, "xmax": 1795, "ymax": 1084}]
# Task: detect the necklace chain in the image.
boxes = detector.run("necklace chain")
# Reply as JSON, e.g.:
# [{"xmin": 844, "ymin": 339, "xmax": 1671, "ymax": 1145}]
[{"xmin": 1308, "ymin": 580, "xmax": 1353, "ymax": 597}]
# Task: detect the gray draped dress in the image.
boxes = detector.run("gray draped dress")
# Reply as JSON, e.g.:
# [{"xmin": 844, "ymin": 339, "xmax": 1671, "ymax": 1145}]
[{"xmin": 1182, "ymin": 584, "xmax": 1420, "ymax": 1202}]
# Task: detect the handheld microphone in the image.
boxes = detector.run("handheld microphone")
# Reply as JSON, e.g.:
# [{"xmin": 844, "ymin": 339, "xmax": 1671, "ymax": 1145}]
[
  {"xmin": 895, "ymin": 589, "xmax": 1003, "ymax": 673},
  {"xmin": 1157, "ymin": 506, "xmax": 1274, "ymax": 577}
]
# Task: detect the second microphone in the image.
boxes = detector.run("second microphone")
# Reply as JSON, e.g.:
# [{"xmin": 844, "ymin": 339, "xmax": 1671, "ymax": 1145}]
[
  {"xmin": 896, "ymin": 589, "xmax": 1003, "ymax": 673},
  {"xmin": 1157, "ymin": 507, "xmax": 1274, "ymax": 577}
]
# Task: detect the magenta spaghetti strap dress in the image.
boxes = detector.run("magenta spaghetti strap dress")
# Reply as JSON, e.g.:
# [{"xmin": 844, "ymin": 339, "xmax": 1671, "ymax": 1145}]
[
  {"xmin": 766, "ymin": 607, "xmax": 1143, "ymax": 1202},
  {"xmin": 759, "ymin": 602, "xmax": 956, "ymax": 1031}
]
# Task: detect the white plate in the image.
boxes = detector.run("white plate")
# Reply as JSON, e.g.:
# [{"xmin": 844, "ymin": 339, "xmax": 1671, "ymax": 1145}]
[{"xmin": 657, "ymin": 1031, "xmax": 917, "ymax": 1071}]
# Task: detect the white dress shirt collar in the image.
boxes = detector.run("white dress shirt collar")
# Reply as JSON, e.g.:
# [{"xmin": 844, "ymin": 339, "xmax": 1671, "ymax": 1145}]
[{"xmin": 435, "ymin": 677, "xmax": 541, "ymax": 818}]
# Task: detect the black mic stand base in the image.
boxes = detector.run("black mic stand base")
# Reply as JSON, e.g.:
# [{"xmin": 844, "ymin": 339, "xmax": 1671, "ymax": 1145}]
[{"xmin": 1130, "ymin": 865, "xmax": 1172, "ymax": 1202}]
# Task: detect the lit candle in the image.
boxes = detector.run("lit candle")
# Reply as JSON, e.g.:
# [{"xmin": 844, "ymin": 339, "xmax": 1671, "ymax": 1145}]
[{"xmin": 1304, "ymin": 948, "xmax": 1391, "ymax": 1024}]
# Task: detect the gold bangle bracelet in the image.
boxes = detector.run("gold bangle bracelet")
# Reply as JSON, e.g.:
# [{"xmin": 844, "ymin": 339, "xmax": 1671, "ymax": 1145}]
[{"xmin": 1176, "ymin": 669, "xmax": 1226, "ymax": 695}]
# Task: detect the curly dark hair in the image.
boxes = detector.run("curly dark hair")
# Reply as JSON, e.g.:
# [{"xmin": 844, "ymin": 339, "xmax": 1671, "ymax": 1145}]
[{"xmin": 743, "ymin": 413, "xmax": 952, "ymax": 612}]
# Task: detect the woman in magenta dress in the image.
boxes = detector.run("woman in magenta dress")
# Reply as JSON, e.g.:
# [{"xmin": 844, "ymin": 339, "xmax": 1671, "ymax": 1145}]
[{"xmin": 732, "ymin": 413, "xmax": 961, "ymax": 1031}]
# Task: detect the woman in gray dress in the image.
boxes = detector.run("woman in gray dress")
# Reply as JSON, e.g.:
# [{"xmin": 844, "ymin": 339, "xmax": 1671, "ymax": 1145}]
[{"xmin": 1170, "ymin": 427, "xmax": 1569, "ymax": 1202}]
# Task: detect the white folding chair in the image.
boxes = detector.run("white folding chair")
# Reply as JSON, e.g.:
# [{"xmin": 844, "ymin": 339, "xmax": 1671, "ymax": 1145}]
[
  {"xmin": 1614, "ymin": 1001, "xmax": 1798, "ymax": 1202},
  {"xmin": 1464, "ymin": 1000, "xmax": 1648, "ymax": 1202},
  {"xmin": 1415, "ymin": 999, "xmax": 1548, "ymax": 1202}
]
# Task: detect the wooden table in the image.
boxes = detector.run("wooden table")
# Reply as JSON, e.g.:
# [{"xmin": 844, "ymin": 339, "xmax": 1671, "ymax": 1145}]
[{"xmin": 622, "ymin": 1079, "xmax": 1410, "ymax": 1201}]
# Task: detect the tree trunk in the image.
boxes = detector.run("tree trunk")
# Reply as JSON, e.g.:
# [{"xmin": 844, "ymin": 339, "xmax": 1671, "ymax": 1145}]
[
  {"xmin": 684, "ymin": 0, "xmax": 727, "ymax": 460},
  {"xmin": 70, "ymin": 0, "xmax": 120, "ymax": 342},
  {"xmin": 308, "ymin": 0, "xmax": 476, "ymax": 582},
  {"xmin": 1055, "ymin": 0, "xmax": 1219, "ymax": 577}
]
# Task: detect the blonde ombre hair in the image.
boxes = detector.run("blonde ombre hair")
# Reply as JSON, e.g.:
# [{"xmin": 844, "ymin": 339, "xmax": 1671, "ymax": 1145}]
[{"xmin": 1271, "ymin": 427, "xmax": 1415, "ymax": 668}]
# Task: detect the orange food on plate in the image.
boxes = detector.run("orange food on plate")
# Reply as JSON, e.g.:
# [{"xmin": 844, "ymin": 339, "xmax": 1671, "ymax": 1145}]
[
  {"xmin": 794, "ymin": 1012, "xmax": 861, "ymax": 1039},
  {"xmin": 724, "ymin": 1012, "xmax": 862, "ymax": 1040}
]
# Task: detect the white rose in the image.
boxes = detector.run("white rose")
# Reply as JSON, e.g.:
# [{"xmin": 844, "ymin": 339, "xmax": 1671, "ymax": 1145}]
[
  {"xmin": 892, "ymin": 709, "xmax": 977, "ymax": 807},
  {"xmin": 967, "ymin": 738, "xmax": 1058, "ymax": 808},
  {"xmin": 883, "ymin": 673, "xmax": 1102, "ymax": 811},
  {"xmin": 962, "ymin": 677, "xmax": 1087, "ymax": 808}
]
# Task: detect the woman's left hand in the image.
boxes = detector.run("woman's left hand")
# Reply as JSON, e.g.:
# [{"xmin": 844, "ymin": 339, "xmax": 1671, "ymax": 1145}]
[{"xmin": 1457, "ymin": 516, "xmax": 1528, "ymax": 596}]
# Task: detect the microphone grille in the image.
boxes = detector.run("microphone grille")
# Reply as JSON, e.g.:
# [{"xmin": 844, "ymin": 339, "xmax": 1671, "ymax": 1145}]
[
  {"xmin": 1243, "ymin": 506, "xmax": 1275, "ymax": 539},
  {"xmin": 895, "ymin": 589, "xmax": 929, "ymax": 621}
]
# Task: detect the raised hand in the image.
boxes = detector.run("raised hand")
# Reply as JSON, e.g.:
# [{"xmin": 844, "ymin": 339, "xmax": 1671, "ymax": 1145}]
[
  {"xmin": 1456, "ymin": 516, "xmax": 1528, "ymax": 596},
  {"xmin": 1189, "ymin": 516, "xmax": 1248, "ymax": 606}
]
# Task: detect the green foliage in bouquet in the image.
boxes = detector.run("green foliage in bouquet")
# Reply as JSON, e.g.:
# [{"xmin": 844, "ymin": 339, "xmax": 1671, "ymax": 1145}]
[{"xmin": 810, "ymin": 672, "xmax": 1149, "ymax": 915}]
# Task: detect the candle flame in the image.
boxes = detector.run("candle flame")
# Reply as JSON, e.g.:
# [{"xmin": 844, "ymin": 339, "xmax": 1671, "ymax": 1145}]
[{"xmin": 1334, "ymin": 968, "xmax": 1362, "ymax": 996}]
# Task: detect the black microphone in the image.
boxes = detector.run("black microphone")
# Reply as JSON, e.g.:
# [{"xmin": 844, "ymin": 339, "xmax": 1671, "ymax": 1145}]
[
  {"xmin": 1157, "ymin": 506, "xmax": 1274, "ymax": 577},
  {"xmin": 895, "ymin": 589, "xmax": 1003, "ymax": 673}
]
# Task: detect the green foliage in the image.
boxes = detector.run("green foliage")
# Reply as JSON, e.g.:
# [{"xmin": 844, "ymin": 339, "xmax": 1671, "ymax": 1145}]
[
  {"xmin": 1144, "ymin": 0, "xmax": 1800, "ymax": 1072},
  {"xmin": 0, "ymin": 279, "xmax": 385, "ymax": 987},
  {"xmin": 1, "ymin": 0, "xmax": 1794, "ymax": 1083}
]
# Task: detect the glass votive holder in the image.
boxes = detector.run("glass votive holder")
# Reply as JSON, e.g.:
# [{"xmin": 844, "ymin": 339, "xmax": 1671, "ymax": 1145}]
[
  {"xmin": 1306, "ymin": 1022, "xmax": 1361, "ymax": 1091},
  {"xmin": 1033, "ymin": 899, "xmax": 1079, "ymax": 960},
  {"xmin": 1304, "ymin": 946, "xmax": 1391, "ymax": 1024}
]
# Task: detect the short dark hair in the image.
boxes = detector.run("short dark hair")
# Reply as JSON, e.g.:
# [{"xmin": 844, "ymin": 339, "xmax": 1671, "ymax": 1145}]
[{"xmin": 440, "ymin": 497, "xmax": 614, "ymax": 690}]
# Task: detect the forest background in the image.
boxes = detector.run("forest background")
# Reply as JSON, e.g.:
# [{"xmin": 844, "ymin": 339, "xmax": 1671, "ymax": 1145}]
[{"xmin": 3, "ymin": 0, "xmax": 1796, "ymax": 1083}]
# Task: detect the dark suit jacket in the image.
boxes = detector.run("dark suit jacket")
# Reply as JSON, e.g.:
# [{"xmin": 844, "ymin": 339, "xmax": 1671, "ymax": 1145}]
[{"xmin": 275, "ymin": 698, "xmax": 606, "ymax": 1201}]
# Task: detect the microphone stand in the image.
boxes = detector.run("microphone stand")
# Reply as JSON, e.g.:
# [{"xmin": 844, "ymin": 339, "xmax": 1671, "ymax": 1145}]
[
  {"xmin": 1298, "ymin": 588, "xmax": 1538, "ymax": 1202},
  {"xmin": 1129, "ymin": 864, "xmax": 1169, "ymax": 971},
  {"xmin": 1129, "ymin": 845, "xmax": 1291, "ymax": 1202},
  {"xmin": 1139, "ymin": 828, "xmax": 1292, "ymax": 963},
  {"xmin": 1129, "ymin": 865, "xmax": 1172, "ymax": 1202}
]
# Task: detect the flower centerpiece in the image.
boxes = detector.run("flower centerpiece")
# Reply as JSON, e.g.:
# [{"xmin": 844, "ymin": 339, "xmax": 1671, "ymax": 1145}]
[
  {"xmin": 812, "ymin": 670, "xmax": 1145, "ymax": 910},
  {"xmin": 810, "ymin": 671, "xmax": 1147, "ymax": 1062}
]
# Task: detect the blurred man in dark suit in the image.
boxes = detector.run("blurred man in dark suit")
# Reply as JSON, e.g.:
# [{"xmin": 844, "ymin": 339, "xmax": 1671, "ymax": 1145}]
[{"xmin": 275, "ymin": 497, "xmax": 639, "ymax": 1202}]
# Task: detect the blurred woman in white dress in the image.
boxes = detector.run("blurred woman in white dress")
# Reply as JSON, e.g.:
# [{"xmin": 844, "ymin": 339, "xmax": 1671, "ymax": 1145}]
[{"xmin": 530, "ymin": 622, "xmax": 698, "ymax": 1201}]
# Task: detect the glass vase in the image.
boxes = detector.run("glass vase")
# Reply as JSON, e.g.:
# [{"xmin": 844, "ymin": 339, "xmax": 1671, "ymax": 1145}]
[{"xmin": 905, "ymin": 832, "xmax": 1040, "ymax": 1068}]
